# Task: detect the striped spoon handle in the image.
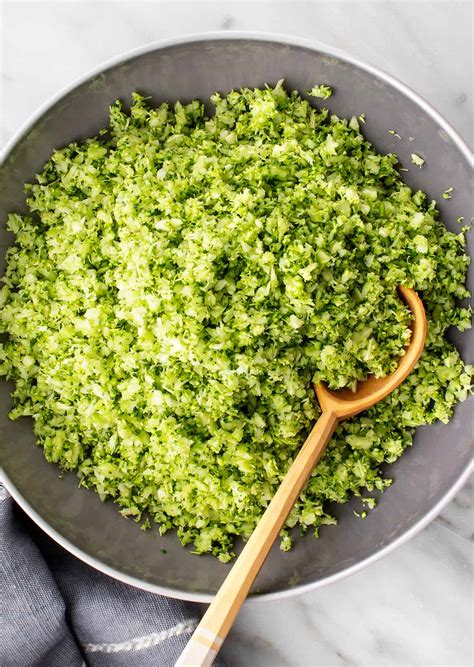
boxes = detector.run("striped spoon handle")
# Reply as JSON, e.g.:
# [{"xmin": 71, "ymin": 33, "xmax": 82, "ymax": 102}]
[{"xmin": 176, "ymin": 410, "xmax": 338, "ymax": 666}]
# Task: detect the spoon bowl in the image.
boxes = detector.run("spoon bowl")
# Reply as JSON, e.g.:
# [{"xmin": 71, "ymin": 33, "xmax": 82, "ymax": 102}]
[{"xmin": 316, "ymin": 285, "xmax": 428, "ymax": 418}]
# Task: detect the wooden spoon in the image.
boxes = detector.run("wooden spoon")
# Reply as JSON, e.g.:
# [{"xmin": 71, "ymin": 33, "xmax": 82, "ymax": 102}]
[{"xmin": 176, "ymin": 285, "xmax": 427, "ymax": 667}]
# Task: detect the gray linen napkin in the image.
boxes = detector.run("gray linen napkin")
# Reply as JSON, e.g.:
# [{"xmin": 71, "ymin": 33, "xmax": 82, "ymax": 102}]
[{"xmin": 0, "ymin": 485, "xmax": 224, "ymax": 667}]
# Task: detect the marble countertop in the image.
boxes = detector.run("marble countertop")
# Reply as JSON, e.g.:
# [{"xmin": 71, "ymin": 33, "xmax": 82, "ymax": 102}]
[{"xmin": 1, "ymin": 2, "xmax": 472, "ymax": 666}]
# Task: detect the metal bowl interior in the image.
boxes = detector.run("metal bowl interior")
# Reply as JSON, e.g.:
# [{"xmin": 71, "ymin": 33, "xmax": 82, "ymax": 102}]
[{"xmin": 0, "ymin": 34, "xmax": 472, "ymax": 602}]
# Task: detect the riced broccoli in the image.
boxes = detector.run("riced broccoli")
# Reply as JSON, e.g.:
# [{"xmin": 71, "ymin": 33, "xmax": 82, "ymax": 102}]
[{"xmin": 0, "ymin": 83, "xmax": 471, "ymax": 560}]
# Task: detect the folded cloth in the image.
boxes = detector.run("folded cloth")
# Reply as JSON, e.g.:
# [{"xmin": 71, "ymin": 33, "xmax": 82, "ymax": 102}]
[{"xmin": 0, "ymin": 485, "xmax": 224, "ymax": 667}]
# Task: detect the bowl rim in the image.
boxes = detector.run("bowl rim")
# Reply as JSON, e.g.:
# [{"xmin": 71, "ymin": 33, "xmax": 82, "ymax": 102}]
[{"xmin": 1, "ymin": 30, "xmax": 473, "ymax": 604}]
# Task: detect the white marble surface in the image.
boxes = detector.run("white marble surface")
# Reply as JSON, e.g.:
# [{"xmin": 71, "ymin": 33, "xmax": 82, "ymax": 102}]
[{"xmin": 0, "ymin": 2, "xmax": 472, "ymax": 666}]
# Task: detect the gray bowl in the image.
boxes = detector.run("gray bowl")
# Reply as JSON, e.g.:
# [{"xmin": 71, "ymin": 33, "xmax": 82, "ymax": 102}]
[{"xmin": 0, "ymin": 33, "xmax": 472, "ymax": 603}]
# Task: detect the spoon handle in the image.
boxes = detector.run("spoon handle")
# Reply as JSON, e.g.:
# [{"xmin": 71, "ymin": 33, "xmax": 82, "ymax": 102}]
[{"xmin": 176, "ymin": 409, "xmax": 338, "ymax": 667}]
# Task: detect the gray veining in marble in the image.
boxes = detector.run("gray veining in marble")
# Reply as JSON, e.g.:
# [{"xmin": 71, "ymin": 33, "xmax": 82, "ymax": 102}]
[{"xmin": 1, "ymin": 2, "xmax": 472, "ymax": 665}]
